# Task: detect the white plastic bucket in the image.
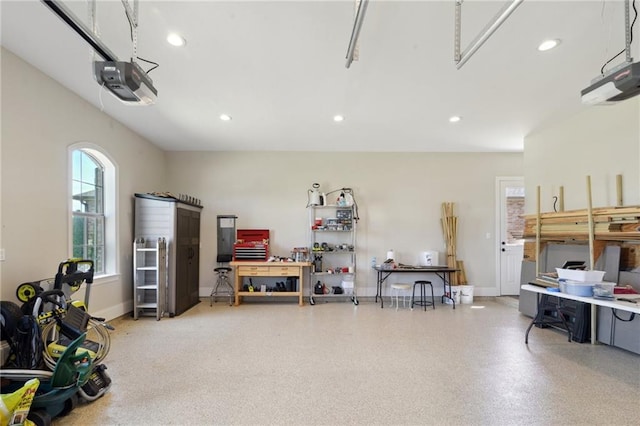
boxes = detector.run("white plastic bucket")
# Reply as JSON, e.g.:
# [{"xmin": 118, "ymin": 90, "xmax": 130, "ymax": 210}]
[
  {"xmin": 451, "ymin": 286, "xmax": 461, "ymax": 304},
  {"xmin": 341, "ymin": 277, "xmax": 354, "ymax": 296},
  {"xmin": 460, "ymin": 285, "xmax": 474, "ymax": 304}
]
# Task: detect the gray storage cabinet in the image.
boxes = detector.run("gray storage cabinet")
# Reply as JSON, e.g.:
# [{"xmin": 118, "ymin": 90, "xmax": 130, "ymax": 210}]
[
  {"xmin": 134, "ymin": 194, "xmax": 202, "ymax": 316},
  {"xmin": 597, "ymin": 306, "xmax": 640, "ymax": 354}
]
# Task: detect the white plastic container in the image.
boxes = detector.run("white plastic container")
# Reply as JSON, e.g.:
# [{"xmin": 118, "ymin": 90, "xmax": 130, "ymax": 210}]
[
  {"xmin": 459, "ymin": 285, "xmax": 474, "ymax": 304},
  {"xmin": 556, "ymin": 268, "xmax": 605, "ymax": 282},
  {"xmin": 593, "ymin": 282, "xmax": 616, "ymax": 298},
  {"xmin": 558, "ymin": 280, "xmax": 594, "ymax": 296},
  {"xmin": 386, "ymin": 250, "xmax": 395, "ymax": 261},
  {"xmin": 451, "ymin": 286, "xmax": 461, "ymax": 304},
  {"xmin": 341, "ymin": 277, "xmax": 354, "ymax": 296},
  {"xmin": 419, "ymin": 251, "xmax": 439, "ymax": 267}
]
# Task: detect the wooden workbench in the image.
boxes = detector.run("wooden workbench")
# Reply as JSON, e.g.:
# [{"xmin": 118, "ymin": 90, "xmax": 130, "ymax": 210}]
[{"xmin": 230, "ymin": 261, "xmax": 311, "ymax": 306}]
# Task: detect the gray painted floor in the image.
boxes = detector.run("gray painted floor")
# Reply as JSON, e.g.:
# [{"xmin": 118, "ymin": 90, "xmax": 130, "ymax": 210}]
[{"xmin": 57, "ymin": 297, "xmax": 639, "ymax": 425}]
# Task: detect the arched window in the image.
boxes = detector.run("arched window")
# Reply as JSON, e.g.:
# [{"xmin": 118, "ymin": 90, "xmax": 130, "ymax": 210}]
[{"xmin": 70, "ymin": 144, "xmax": 117, "ymax": 276}]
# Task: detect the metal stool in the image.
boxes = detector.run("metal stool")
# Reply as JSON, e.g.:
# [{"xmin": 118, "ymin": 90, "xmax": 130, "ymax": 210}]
[
  {"xmin": 389, "ymin": 283, "xmax": 412, "ymax": 310},
  {"xmin": 411, "ymin": 280, "xmax": 435, "ymax": 311},
  {"xmin": 210, "ymin": 267, "xmax": 233, "ymax": 306}
]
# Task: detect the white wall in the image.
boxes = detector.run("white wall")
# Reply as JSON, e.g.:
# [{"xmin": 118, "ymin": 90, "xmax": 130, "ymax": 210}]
[
  {"xmin": 5, "ymin": 41, "xmax": 637, "ymax": 315},
  {"xmin": 166, "ymin": 151, "xmax": 523, "ymax": 297},
  {"xmin": 524, "ymin": 98, "xmax": 640, "ymax": 214},
  {"xmin": 0, "ymin": 48, "xmax": 166, "ymax": 319},
  {"xmin": 1, "ymin": 47, "xmax": 523, "ymax": 319}
]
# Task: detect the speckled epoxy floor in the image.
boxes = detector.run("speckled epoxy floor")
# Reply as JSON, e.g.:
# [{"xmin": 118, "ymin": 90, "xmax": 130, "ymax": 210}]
[{"xmin": 56, "ymin": 298, "xmax": 640, "ymax": 425}]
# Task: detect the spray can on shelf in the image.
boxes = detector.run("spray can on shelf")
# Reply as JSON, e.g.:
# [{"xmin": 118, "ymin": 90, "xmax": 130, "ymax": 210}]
[
  {"xmin": 371, "ymin": 257, "xmax": 377, "ymax": 268},
  {"xmin": 313, "ymin": 255, "xmax": 323, "ymax": 273}
]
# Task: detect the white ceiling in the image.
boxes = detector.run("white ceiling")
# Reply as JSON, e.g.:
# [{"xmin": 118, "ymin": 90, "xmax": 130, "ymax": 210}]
[{"xmin": 1, "ymin": 1, "xmax": 637, "ymax": 152}]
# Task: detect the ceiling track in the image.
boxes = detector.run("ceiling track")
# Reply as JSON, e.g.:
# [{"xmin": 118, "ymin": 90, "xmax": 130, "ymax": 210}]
[
  {"xmin": 454, "ymin": 0, "xmax": 524, "ymax": 69},
  {"xmin": 345, "ymin": 0, "xmax": 369, "ymax": 68},
  {"xmin": 625, "ymin": 0, "xmax": 632, "ymax": 63},
  {"xmin": 41, "ymin": 0, "xmax": 118, "ymax": 62},
  {"xmin": 121, "ymin": 0, "xmax": 139, "ymax": 60}
]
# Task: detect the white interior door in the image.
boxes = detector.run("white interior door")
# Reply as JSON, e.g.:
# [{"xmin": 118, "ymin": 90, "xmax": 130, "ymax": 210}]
[{"xmin": 497, "ymin": 178, "xmax": 525, "ymax": 295}]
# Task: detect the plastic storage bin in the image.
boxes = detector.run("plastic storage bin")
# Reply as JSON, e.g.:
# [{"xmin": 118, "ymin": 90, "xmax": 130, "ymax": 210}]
[
  {"xmin": 593, "ymin": 282, "xmax": 615, "ymax": 298},
  {"xmin": 556, "ymin": 268, "xmax": 605, "ymax": 282},
  {"xmin": 559, "ymin": 279, "xmax": 594, "ymax": 296}
]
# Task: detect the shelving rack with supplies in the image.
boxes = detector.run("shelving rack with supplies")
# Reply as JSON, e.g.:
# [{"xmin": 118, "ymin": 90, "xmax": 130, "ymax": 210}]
[
  {"xmin": 519, "ymin": 178, "xmax": 640, "ymax": 354},
  {"xmin": 133, "ymin": 237, "xmax": 168, "ymax": 320},
  {"xmin": 308, "ymin": 204, "xmax": 358, "ymax": 305}
]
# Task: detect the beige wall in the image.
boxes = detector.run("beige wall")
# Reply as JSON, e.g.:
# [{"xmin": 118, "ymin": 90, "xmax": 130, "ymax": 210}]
[
  {"xmin": 6, "ymin": 42, "xmax": 637, "ymax": 317},
  {"xmin": 524, "ymin": 98, "xmax": 640, "ymax": 214},
  {"xmin": 0, "ymin": 48, "xmax": 166, "ymax": 319},
  {"xmin": 166, "ymin": 151, "xmax": 523, "ymax": 297}
]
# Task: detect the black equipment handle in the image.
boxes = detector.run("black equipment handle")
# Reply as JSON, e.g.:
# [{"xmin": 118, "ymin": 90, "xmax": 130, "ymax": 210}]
[{"xmin": 54, "ymin": 259, "xmax": 95, "ymax": 289}]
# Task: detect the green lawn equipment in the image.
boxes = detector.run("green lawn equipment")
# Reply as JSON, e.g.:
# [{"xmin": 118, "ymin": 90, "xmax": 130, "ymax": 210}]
[{"xmin": 1, "ymin": 332, "xmax": 93, "ymax": 425}]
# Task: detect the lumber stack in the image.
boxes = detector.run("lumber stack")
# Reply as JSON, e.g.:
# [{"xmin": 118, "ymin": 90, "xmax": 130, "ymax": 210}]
[
  {"xmin": 523, "ymin": 206, "xmax": 640, "ymax": 241},
  {"xmin": 456, "ymin": 260, "xmax": 468, "ymax": 285},
  {"xmin": 441, "ymin": 202, "xmax": 460, "ymax": 285}
]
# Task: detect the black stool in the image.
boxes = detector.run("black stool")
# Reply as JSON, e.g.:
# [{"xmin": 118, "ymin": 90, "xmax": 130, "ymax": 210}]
[
  {"xmin": 411, "ymin": 280, "xmax": 435, "ymax": 311},
  {"xmin": 210, "ymin": 267, "xmax": 234, "ymax": 306}
]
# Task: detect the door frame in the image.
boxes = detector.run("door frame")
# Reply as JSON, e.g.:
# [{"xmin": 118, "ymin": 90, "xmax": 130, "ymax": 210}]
[{"xmin": 495, "ymin": 176, "xmax": 524, "ymax": 296}]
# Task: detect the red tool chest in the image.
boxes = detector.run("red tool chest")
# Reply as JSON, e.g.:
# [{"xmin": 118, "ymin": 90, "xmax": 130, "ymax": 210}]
[{"xmin": 233, "ymin": 229, "xmax": 270, "ymax": 261}]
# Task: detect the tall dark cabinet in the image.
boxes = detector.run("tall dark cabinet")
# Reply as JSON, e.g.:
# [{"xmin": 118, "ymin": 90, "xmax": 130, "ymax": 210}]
[
  {"xmin": 175, "ymin": 207, "xmax": 201, "ymax": 314},
  {"xmin": 134, "ymin": 194, "xmax": 203, "ymax": 316}
]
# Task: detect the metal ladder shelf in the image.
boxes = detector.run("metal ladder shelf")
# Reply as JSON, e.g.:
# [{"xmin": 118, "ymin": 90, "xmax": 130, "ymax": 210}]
[{"xmin": 133, "ymin": 237, "xmax": 168, "ymax": 320}]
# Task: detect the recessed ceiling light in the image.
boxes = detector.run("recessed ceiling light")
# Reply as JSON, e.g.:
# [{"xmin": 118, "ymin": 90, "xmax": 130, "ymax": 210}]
[
  {"xmin": 167, "ymin": 33, "xmax": 186, "ymax": 47},
  {"xmin": 220, "ymin": 114, "xmax": 232, "ymax": 121},
  {"xmin": 449, "ymin": 116, "xmax": 461, "ymax": 123},
  {"xmin": 538, "ymin": 39, "xmax": 560, "ymax": 52},
  {"xmin": 333, "ymin": 115, "xmax": 345, "ymax": 122}
]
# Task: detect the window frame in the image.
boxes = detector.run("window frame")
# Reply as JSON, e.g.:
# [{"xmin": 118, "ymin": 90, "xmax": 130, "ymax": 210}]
[{"xmin": 68, "ymin": 143, "xmax": 118, "ymax": 278}]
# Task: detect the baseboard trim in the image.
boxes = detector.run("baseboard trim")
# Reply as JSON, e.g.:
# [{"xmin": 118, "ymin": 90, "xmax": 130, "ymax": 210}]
[{"xmin": 93, "ymin": 301, "xmax": 133, "ymax": 322}]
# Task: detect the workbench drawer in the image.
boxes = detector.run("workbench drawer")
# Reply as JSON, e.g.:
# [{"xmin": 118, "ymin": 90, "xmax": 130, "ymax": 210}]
[
  {"xmin": 237, "ymin": 266, "xmax": 270, "ymax": 275},
  {"xmin": 269, "ymin": 266, "xmax": 300, "ymax": 276}
]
